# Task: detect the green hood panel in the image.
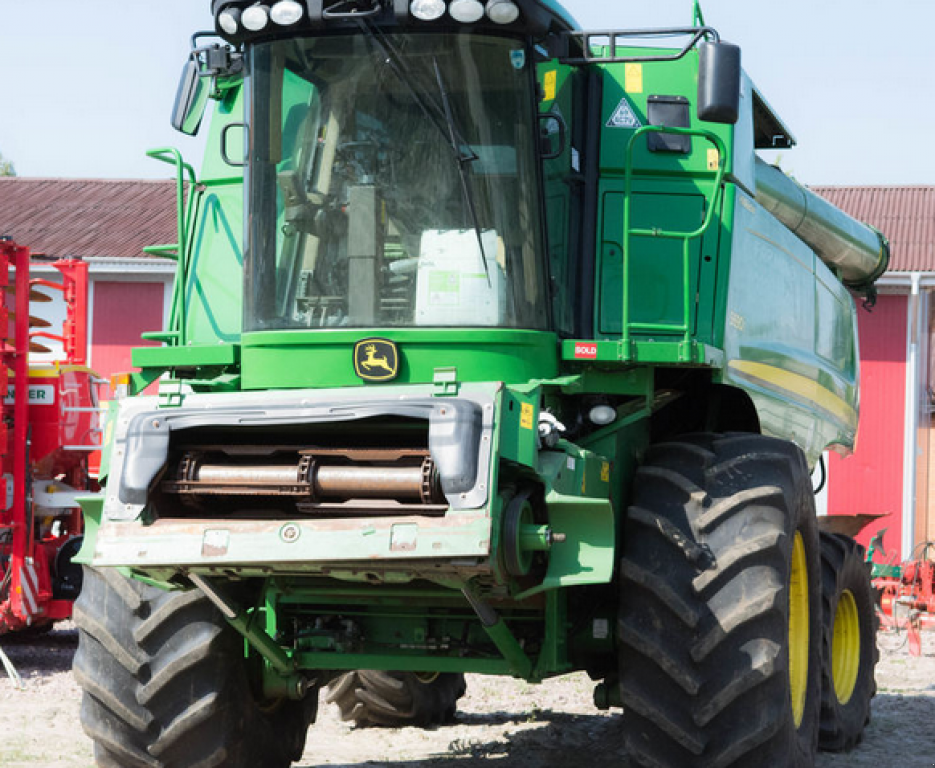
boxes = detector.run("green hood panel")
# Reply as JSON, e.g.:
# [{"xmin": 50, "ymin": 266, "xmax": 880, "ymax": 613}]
[{"xmin": 240, "ymin": 329, "xmax": 559, "ymax": 390}]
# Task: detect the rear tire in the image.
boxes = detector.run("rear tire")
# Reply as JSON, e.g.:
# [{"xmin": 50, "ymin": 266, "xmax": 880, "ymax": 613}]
[
  {"xmin": 325, "ymin": 671, "xmax": 466, "ymax": 727},
  {"xmin": 817, "ymin": 532, "xmax": 877, "ymax": 751},
  {"xmin": 73, "ymin": 567, "xmax": 315, "ymax": 768},
  {"xmin": 618, "ymin": 433, "xmax": 821, "ymax": 768}
]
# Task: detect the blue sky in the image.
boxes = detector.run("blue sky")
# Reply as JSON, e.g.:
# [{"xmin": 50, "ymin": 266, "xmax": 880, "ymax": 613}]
[{"xmin": 0, "ymin": 0, "xmax": 932, "ymax": 184}]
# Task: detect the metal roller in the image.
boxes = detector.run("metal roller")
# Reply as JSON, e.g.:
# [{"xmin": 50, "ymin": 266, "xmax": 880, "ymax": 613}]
[
  {"xmin": 165, "ymin": 453, "xmax": 443, "ymax": 504},
  {"xmin": 754, "ymin": 157, "xmax": 889, "ymax": 289}
]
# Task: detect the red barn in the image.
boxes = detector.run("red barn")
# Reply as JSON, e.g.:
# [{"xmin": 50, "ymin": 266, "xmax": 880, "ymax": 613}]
[
  {"xmin": 814, "ymin": 186, "xmax": 935, "ymax": 560},
  {"xmin": 0, "ymin": 177, "xmax": 177, "ymax": 397}
]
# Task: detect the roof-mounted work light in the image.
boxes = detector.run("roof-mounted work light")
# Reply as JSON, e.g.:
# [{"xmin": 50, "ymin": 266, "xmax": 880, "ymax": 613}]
[
  {"xmin": 449, "ymin": 0, "xmax": 484, "ymax": 22},
  {"xmin": 486, "ymin": 0, "xmax": 519, "ymax": 24},
  {"xmin": 218, "ymin": 7, "xmax": 242, "ymax": 34},
  {"xmin": 271, "ymin": 0, "xmax": 305, "ymax": 24},
  {"xmin": 411, "ymin": 0, "xmax": 445, "ymax": 21},
  {"xmin": 242, "ymin": 4, "xmax": 271, "ymax": 30}
]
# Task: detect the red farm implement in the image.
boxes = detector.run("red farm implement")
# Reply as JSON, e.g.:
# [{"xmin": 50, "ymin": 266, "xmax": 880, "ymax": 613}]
[
  {"xmin": 1, "ymin": 238, "xmax": 100, "ymax": 635},
  {"xmin": 868, "ymin": 532, "xmax": 935, "ymax": 655}
]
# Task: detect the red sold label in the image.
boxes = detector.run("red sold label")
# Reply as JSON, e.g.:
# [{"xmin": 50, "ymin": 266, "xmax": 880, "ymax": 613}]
[{"xmin": 574, "ymin": 343, "xmax": 598, "ymax": 359}]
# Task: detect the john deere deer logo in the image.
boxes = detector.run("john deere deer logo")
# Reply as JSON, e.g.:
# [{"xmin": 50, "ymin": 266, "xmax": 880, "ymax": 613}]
[{"xmin": 353, "ymin": 338, "xmax": 399, "ymax": 382}]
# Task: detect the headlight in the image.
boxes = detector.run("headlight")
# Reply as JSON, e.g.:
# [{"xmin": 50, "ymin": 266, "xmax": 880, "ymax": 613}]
[
  {"xmin": 270, "ymin": 0, "xmax": 304, "ymax": 25},
  {"xmin": 218, "ymin": 8, "xmax": 240, "ymax": 35},
  {"xmin": 449, "ymin": 0, "xmax": 484, "ymax": 23},
  {"xmin": 242, "ymin": 4, "xmax": 271, "ymax": 31},
  {"xmin": 588, "ymin": 405, "xmax": 617, "ymax": 426},
  {"xmin": 218, "ymin": 7, "xmax": 241, "ymax": 35},
  {"xmin": 486, "ymin": 0, "xmax": 519, "ymax": 24},
  {"xmin": 411, "ymin": 0, "xmax": 446, "ymax": 21}
]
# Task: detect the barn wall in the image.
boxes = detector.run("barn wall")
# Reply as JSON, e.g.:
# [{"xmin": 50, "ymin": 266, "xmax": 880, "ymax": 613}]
[
  {"xmin": 89, "ymin": 280, "xmax": 165, "ymax": 396},
  {"xmin": 829, "ymin": 293, "xmax": 907, "ymax": 555}
]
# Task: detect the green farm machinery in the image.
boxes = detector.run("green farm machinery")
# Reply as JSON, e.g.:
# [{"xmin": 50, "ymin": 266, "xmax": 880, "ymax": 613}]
[{"xmin": 73, "ymin": 1, "xmax": 888, "ymax": 765}]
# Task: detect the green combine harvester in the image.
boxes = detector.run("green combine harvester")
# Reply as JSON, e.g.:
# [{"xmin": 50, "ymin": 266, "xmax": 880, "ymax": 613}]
[{"xmin": 73, "ymin": 1, "xmax": 885, "ymax": 765}]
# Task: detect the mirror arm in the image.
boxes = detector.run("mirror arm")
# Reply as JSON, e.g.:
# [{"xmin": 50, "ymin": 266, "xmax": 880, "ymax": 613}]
[{"xmin": 552, "ymin": 26, "xmax": 719, "ymax": 66}]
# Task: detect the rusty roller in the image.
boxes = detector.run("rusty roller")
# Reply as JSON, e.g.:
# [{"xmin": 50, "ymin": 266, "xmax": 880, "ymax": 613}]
[{"xmin": 164, "ymin": 453, "xmax": 445, "ymax": 505}]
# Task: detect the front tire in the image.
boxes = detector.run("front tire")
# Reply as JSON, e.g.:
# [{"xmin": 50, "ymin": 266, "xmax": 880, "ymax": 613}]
[
  {"xmin": 618, "ymin": 433, "xmax": 821, "ymax": 768},
  {"xmin": 73, "ymin": 567, "xmax": 315, "ymax": 768},
  {"xmin": 817, "ymin": 532, "xmax": 877, "ymax": 751}
]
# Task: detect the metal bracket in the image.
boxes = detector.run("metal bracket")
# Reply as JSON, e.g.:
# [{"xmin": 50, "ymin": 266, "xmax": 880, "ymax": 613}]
[
  {"xmin": 433, "ymin": 367, "xmax": 460, "ymax": 397},
  {"xmin": 552, "ymin": 26, "xmax": 718, "ymax": 65}
]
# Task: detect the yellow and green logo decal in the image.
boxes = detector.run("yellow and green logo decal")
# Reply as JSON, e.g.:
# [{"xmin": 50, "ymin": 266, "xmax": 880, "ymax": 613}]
[{"xmin": 354, "ymin": 338, "xmax": 399, "ymax": 382}]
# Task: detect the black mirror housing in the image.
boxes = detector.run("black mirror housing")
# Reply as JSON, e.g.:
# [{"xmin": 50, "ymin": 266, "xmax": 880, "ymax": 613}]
[{"xmin": 697, "ymin": 41, "xmax": 741, "ymax": 124}]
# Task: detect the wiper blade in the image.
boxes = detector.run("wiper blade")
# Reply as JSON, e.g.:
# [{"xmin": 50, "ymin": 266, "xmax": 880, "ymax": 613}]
[
  {"xmin": 432, "ymin": 57, "xmax": 490, "ymax": 285},
  {"xmin": 359, "ymin": 21, "xmax": 476, "ymax": 163},
  {"xmin": 357, "ymin": 21, "xmax": 489, "ymax": 283}
]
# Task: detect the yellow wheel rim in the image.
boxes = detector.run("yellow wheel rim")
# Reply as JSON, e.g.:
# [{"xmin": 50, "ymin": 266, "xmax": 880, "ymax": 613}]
[
  {"xmin": 832, "ymin": 589, "xmax": 861, "ymax": 704},
  {"xmin": 414, "ymin": 672, "xmax": 440, "ymax": 684},
  {"xmin": 788, "ymin": 532, "xmax": 810, "ymax": 727}
]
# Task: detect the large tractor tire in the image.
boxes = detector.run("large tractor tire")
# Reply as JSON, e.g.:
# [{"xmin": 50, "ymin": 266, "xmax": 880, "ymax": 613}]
[
  {"xmin": 73, "ymin": 567, "xmax": 316, "ymax": 768},
  {"xmin": 325, "ymin": 670, "xmax": 466, "ymax": 727},
  {"xmin": 817, "ymin": 532, "xmax": 877, "ymax": 751},
  {"xmin": 618, "ymin": 433, "xmax": 821, "ymax": 768}
]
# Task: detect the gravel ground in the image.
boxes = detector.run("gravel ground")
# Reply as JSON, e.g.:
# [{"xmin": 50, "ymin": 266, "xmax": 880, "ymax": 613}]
[{"xmin": 1, "ymin": 624, "xmax": 933, "ymax": 768}]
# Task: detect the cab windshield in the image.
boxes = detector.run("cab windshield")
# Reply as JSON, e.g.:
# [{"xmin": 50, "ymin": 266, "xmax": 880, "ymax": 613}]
[{"xmin": 244, "ymin": 33, "xmax": 548, "ymax": 331}]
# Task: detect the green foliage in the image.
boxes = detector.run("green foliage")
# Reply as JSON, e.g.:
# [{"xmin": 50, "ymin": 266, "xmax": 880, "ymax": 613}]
[{"xmin": 0, "ymin": 151, "xmax": 15, "ymax": 177}]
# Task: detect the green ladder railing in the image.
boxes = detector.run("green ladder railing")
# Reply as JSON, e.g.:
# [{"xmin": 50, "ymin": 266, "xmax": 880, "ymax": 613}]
[
  {"xmin": 142, "ymin": 147, "xmax": 198, "ymax": 348},
  {"xmin": 621, "ymin": 125, "xmax": 727, "ymax": 362}
]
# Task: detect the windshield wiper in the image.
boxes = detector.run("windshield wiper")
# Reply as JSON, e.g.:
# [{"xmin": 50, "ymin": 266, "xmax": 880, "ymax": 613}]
[
  {"xmin": 358, "ymin": 21, "xmax": 490, "ymax": 283},
  {"xmin": 431, "ymin": 57, "xmax": 491, "ymax": 285}
]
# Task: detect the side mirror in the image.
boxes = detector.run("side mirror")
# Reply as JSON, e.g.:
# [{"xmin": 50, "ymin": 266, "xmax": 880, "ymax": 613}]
[
  {"xmin": 171, "ymin": 57, "xmax": 210, "ymax": 136},
  {"xmin": 697, "ymin": 41, "xmax": 741, "ymax": 124},
  {"xmin": 538, "ymin": 113, "xmax": 568, "ymax": 161}
]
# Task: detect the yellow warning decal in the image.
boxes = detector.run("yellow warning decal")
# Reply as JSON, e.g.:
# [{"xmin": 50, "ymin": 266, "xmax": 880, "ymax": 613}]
[
  {"xmin": 520, "ymin": 402, "xmax": 535, "ymax": 430},
  {"xmin": 625, "ymin": 63, "xmax": 643, "ymax": 94},
  {"xmin": 601, "ymin": 462, "xmax": 611, "ymax": 483},
  {"xmin": 543, "ymin": 70, "xmax": 557, "ymax": 102},
  {"xmin": 707, "ymin": 148, "xmax": 720, "ymax": 171}
]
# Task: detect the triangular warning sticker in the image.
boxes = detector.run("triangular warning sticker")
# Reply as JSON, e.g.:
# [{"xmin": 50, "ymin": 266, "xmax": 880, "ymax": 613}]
[{"xmin": 606, "ymin": 98, "xmax": 642, "ymax": 129}]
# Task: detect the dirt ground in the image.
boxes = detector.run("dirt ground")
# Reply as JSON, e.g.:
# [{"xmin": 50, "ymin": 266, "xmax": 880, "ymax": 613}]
[{"xmin": 1, "ymin": 625, "xmax": 933, "ymax": 768}]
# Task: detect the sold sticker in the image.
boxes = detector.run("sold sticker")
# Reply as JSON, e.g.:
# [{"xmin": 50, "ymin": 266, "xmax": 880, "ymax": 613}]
[{"xmin": 574, "ymin": 343, "xmax": 598, "ymax": 360}]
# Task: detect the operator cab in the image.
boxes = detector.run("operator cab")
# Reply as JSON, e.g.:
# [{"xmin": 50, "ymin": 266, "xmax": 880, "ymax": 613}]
[
  {"xmin": 195, "ymin": 0, "xmax": 583, "ymax": 335},
  {"xmin": 171, "ymin": 0, "xmax": 742, "ymax": 385},
  {"xmin": 245, "ymin": 32, "xmax": 549, "ymax": 332}
]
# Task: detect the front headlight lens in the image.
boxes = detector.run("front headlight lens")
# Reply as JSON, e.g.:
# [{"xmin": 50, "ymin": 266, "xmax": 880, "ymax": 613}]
[
  {"xmin": 588, "ymin": 405, "xmax": 617, "ymax": 426},
  {"xmin": 411, "ymin": 0, "xmax": 446, "ymax": 21},
  {"xmin": 271, "ymin": 0, "xmax": 304, "ymax": 25},
  {"xmin": 449, "ymin": 0, "xmax": 484, "ymax": 23},
  {"xmin": 242, "ymin": 4, "xmax": 271, "ymax": 31}
]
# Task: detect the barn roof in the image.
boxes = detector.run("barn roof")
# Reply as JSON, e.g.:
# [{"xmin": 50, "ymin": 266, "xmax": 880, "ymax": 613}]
[
  {"xmin": 811, "ymin": 185, "xmax": 935, "ymax": 273},
  {"xmin": 0, "ymin": 177, "xmax": 179, "ymax": 259}
]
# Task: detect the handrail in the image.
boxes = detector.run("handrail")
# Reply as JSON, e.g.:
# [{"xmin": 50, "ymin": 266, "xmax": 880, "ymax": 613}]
[
  {"xmin": 146, "ymin": 147, "xmax": 198, "ymax": 347},
  {"xmin": 621, "ymin": 125, "xmax": 727, "ymax": 360}
]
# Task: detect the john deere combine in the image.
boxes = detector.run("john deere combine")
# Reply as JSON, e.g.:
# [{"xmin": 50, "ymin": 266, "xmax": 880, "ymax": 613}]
[{"xmin": 73, "ymin": 1, "xmax": 886, "ymax": 766}]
